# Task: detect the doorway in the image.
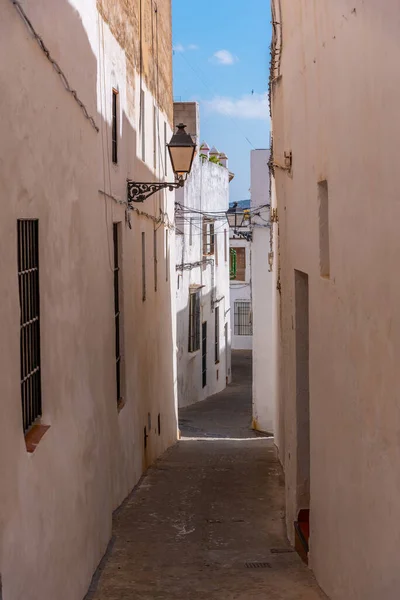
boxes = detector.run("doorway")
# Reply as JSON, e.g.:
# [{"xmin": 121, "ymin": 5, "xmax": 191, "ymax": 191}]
[
  {"xmin": 202, "ymin": 321, "xmax": 207, "ymax": 388},
  {"xmin": 294, "ymin": 270, "xmax": 310, "ymax": 560}
]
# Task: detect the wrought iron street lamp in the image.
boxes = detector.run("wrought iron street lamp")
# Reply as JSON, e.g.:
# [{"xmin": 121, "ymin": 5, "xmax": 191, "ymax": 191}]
[{"xmin": 127, "ymin": 123, "xmax": 196, "ymax": 203}]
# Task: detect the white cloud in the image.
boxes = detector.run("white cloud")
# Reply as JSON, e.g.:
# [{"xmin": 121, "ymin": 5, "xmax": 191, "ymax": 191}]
[
  {"xmin": 173, "ymin": 43, "xmax": 185, "ymax": 53},
  {"xmin": 212, "ymin": 49, "xmax": 237, "ymax": 65},
  {"xmin": 204, "ymin": 93, "xmax": 269, "ymax": 120},
  {"xmin": 173, "ymin": 43, "xmax": 199, "ymax": 53}
]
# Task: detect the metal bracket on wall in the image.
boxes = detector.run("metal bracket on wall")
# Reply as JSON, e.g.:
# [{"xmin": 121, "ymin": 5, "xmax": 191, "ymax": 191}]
[
  {"xmin": 127, "ymin": 179, "xmax": 184, "ymax": 203},
  {"xmin": 270, "ymin": 208, "xmax": 279, "ymax": 223},
  {"xmin": 273, "ymin": 150, "xmax": 292, "ymax": 175}
]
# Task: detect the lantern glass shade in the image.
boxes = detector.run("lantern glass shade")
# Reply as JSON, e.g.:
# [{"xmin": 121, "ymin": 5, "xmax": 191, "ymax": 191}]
[{"xmin": 167, "ymin": 123, "xmax": 196, "ymax": 177}]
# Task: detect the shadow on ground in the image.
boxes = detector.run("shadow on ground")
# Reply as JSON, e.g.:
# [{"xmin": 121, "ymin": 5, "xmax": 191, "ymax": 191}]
[
  {"xmin": 179, "ymin": 350, "xmax": 266, "ymax": 439},
  {"xmin": 86, "ymin": 350, "xmax": 327, "ymax": 599}
]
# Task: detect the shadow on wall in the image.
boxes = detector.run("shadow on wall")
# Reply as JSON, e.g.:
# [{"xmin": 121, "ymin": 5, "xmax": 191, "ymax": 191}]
[
  {"xmin": 176, "ymin": 287, "xmax": 229, "ymax": 408},
  {"xmin": 1, "ymin": 2, "xmax": 176, "ymax": 600}
]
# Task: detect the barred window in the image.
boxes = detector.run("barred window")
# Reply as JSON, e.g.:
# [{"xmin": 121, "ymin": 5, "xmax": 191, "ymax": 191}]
[
  {"xmin": 215, "ymin": 306, "xmax": 220, "ymax": 363},
  {"xmin": 234, "ymin": 300, "xmax": 253, "ymax": 336},
  {"xmin": 203, "ymin": 219, "xmax": 215, "ymax": 255},
  {"xmin": 188, "ymin": 290, "xmax": 201, "ymax": 352},
  {"xmin": 18, "ymin": 219, "xmax": 42, "ymax": 432}
]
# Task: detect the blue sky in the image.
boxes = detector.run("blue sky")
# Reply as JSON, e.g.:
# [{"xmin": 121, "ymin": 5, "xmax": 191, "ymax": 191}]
[{"xmin": 172, "ymin": 1, "xmax": 272, "ymax": 202}]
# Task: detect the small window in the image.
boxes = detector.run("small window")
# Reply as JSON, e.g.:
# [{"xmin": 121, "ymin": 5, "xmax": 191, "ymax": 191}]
[
  {"xmin": 18, "ymin": 219, "xmax": 42, "ymax": 432},
  {"xmin": 153, "ymin": 105, "xmax": 158, "ymax": 171},
  {"xmin": 112, "ymin": 89, "xmax": 118, "ymax": 164},
  {"xmin": 154, "ymin": 228, "xmax": 158, "ymax": 292},
  {"xmin": 215, "ymin": 306, "xmax": 220, "ymax": 364},
  {"xmin": 189, "ymin": 218, "xmax": 194, "ymax": 246},
  {"xmin": 113, "ymin": 223, "xmax": 123, "ymax": 403},
  {"xmin": 188, "ymin": 290, "xmax": 201, "ymax": 352},
  {"xmin": 234, "ymin": 301, "xmax": 253, "ymax": 336},
  {"xmin": 230, "ymin": 247, "xmax": 246, "ymax": 281},
  {"xmin": 318, "ymin": 180, "xmax": 330, "ymax": 278},
  {"xmin": 141, "ymin": 89, "xmax": 145, "ymax": 162},
  {"xmin": 203, "ymin": 219, "xmax": 215, "ymax": 255},
  {"xmin": 166, "ymin": 229, "xmax": 169, "ymax": 282},
  {"xmin": 164, "ymin": 121, "xmax": 167, "ymax": 176},
  {"xmin": 142, "ymin": 232, "xmax": 146, "ymax": 301}
]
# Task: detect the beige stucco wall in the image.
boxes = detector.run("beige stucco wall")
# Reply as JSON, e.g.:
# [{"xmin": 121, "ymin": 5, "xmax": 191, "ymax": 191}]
[
  {"xmin": 271, "ymin": 1, "xmax": 400, "ymax": 599},
  {"xmin": 0, "ymin": 1, "xmax": 176, "ymax": 599}
]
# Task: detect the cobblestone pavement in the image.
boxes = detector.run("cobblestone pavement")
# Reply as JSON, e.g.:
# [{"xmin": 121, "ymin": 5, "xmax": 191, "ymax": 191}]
[{"xmin": 86, "ymin": 352, "xmax": 326, "ymax": 600}]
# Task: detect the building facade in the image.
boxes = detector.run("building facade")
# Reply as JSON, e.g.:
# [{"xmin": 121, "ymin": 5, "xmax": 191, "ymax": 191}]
[
  {"xmin": 175, "ymin": 104, "xmax": 232, "ymax": 408},
  {"xmin": 250, "ymin": 149, "xmax": 275, "ymax": 435},
  {"xmin": 0, "ymin": 1, "xmax": 177, "ymax": 598},
  {"xmin": 270, "ymin": 1, "xmax": 400, "ymax": 599},
  {"xmin": 229, "ymin": 201, "xmax": 253, "ymax": 351}
]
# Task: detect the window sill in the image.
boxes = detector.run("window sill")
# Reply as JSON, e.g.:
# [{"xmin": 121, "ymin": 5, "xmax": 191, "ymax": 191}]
[{"xmin": 25, "ymin": 424, "xmax": 50, "ymax": 454}]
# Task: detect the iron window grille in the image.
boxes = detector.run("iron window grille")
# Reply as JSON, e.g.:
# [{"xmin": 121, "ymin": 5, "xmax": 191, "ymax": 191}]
[
  {"xmin": 18, "ymin": 219, "xmax": 42, "ymax": 433},
  {"xmin": 203, "ymin": 219, "xmax": 215, "ymax": 255},
  {"xmin": 215, "ymin": 306, "xmax": 220, "ymax": 364},
  {"xmin": 112, "ymin": 89, "xmax": 118, "ymax": 164},
  {"xmin": 234, "ymin": 301, "xmax": 253, "ymax": 336},
  {"xmin": 154, "ymin": 229, "xmax": 158, "ymax": 292},
  {"xmin": 142, "ymin": 232, "xmax": 146, "ymax": 301},
  {"xmin": 202, "ymin": 321, "xmax": 207, "ymax": 388},
  {"xmin": 188, "ymin": 291, "xmax": 201, "ymax": 352},
  {"xmin": 113, "ymin": 223, "xmax": 122, "ymax": 402}
]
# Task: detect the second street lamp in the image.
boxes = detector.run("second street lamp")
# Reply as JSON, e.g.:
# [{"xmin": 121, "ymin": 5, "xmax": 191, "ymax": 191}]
[{"xmin": 127, "ymin": 123, "xmax": 196, "ymax": 203}]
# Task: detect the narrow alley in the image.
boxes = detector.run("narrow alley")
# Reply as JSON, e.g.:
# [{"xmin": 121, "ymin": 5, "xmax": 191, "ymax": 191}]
[{"xmin": 85, "ymin": 352, "xmax": 325, "ymax": 600}]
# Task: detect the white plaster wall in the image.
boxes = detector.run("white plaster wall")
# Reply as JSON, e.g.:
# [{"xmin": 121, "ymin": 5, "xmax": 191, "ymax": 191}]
[
  {"xmin": 271, "ymin": 1, "xmax": 400, "ymax": 598},
  {"xmin": 176, "ymin": 155, "xmax": 231, "ymax": 408},
  {"xmin": 230, "ymin": 238, "xmax": 252, "ymax": 350},
  {"xmin": 250, "ymin": 150, "xmax": 274, "ymax": 434},
  {"xmin": 0, "ymin": 2, "xmax": 176, "ymax": 599}
]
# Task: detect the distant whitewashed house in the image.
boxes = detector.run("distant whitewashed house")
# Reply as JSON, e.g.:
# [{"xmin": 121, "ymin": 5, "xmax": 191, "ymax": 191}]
[
  {"xmin": 175, "ymin": 103, "xmax": 232, "ymax": 408},
  {"xmin": 229, "ymin": 199, "xmax": 253, "ymax": 350},
  {"xmin": 249, "ymin": 149, "xmax": 274, "ymax": 434},
  {"xmin": 228, "ymin": 150, "xmax": 273, "ymax": 433}
]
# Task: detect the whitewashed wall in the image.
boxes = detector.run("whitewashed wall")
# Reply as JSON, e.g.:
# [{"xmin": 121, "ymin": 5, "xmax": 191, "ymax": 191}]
[
  {"xmin": 0, "ymin": 2, "xmax": 176, "ymax": 599},
  {"xmin": 250, "ymin": 150, "xmax": 274, "ymax": 434},
  {"xmin": 271, "ymin": 1, "xmax": 400, "ymax": 599},
  {"xmin": 229, "ymin": 237, "xmax": 253, "ymax": 350},
  {"xmin": 176, "ymin": 155, "xmax": 231, "ymax": 408}
]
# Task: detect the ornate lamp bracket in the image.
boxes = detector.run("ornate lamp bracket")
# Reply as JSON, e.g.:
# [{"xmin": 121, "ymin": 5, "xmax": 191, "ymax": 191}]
[{"xmin": 127, "ymin": 179, "xmax": 184, "ymax": 203}]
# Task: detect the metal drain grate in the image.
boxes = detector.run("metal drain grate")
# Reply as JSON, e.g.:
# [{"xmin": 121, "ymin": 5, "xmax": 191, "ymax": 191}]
[{"xmin": 245, "ymin": 562, "xmax": 272, "ymax": 569}]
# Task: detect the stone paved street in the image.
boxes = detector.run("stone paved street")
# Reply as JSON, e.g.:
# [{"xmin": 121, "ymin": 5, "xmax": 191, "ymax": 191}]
[{"xmin": 86, "ymin": 352, "xmax": 326, "ymax": 599}]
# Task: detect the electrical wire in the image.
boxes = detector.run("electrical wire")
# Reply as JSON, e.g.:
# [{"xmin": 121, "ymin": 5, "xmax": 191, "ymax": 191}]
[{"xmin": 99, "ymin": 190, "xmax": 175, "ymax": 231}]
